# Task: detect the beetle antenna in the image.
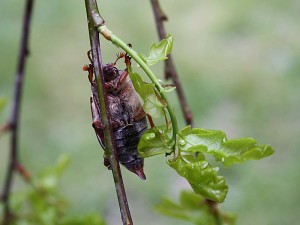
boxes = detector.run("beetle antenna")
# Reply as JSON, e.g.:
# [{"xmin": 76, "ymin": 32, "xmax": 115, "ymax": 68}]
[
  {"xmin": 114, "ymin": 52, "xmax": 126, "ymax": 65},
  {"xmin": 114, "ymin": 43, "xmax": 133, "ymax": 66}
]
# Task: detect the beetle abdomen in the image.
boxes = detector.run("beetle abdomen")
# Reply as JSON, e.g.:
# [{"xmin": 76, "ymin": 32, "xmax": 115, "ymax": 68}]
[{"xmin": 113, "ymin": 117, "xmax": 147, "ymax": 179}]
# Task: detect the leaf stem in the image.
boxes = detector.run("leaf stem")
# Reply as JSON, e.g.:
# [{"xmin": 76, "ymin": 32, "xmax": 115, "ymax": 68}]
[
  {"xmin": 97, "ymin": 25, "xmax": 179, "ymax": 146},
  {"xmin": 1, "ymin": 0, "xmax": 34, "ymax": 223},
  {"xmin": 84, "ymin": 1, "xmax": 133, "ymax": 225},
  {"xmin": 205, "ymin": 199, "xmax": 223, "ymax": 225}
]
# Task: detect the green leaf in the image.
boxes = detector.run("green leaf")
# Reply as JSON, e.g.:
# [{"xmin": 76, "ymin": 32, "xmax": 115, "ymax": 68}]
[
  {"xmin": 179, "ymin": 190, "xmax": 205, "ymax": 209},
  {"xmin": 141, "ymin": 34, "xmax": 173, "ymax": 66},
  {"xmin": 129, "ymin": 70, "xmax": 166, "ymax": 118},
  {"xmin": 215, "ymin": 138, "xmax": 274, "ymax": 166},
  {"xmin": 1, "ymin": 155, "xmax": 108, "ymax": 225},
  {"xmin": 156, "ymin": 191, "xmax": 236, "ymax": 225},
  {"xmin": 156, "ymin": 197, "xmax": 214, "ymax": 225},
  {"xmin": 60, "ymin": 213, "xmax": 107, "ymax": 225},
  {"xmin": 168, "ymin": 157, "xmax": 228, "ymax": 203},
  {"xmin": 156, "ymin": 191, "xmax": 209, "ymax": 224},
  {"xmin": 37, "ymin": 154, "xmax": 70, "ymax": 190},
  {"xmin": 156, "ymin": 197, "xmax": 188, "ymax": 220},
  {"xmin": 138, "ymin": 126, "xmax": 173, "ymax": 157},
  {"xmin": 179, "ymin": 126, "xmax": 275, "ymax": 167},
  {"xmin": 52, "ymin": 154, "xmax": 71, "ymax": 177},
  {"xmin": 7, "ymin": 157, "xmax": 69, "ymax": 225}
]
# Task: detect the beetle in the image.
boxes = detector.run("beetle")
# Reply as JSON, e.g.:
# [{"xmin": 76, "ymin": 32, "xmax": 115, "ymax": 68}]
[{"xmin": 84, "ymin": 52, "xmax": 147, "ymax": 180}]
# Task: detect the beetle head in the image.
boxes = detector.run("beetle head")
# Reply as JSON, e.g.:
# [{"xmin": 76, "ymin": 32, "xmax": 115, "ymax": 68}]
[{"xmin": 103, "ymin": 63, "xmax": 119, "ymax": 82}]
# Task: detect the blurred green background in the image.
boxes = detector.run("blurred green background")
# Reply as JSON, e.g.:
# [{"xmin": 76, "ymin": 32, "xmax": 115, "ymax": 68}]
[{"xmin": 1, "ymin": 0, "xmax": 299, "ymax": 224}]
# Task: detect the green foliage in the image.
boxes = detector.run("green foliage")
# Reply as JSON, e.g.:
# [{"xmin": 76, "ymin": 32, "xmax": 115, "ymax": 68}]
[
  {"xmin": 140, "ymin": 34, "xmax": 173, "ymax": 66},
  {"xmin": 179, "ymin": 126, "xmax": 274, "ymax": 167},
  {"xmin": 129, "ymin": 70, "xmax": 166, "ymax": 118},
  {"xmin": 168, "ymin": 126, "xmax": 274, "ymax": 202},
  {"xmin": 138, "ymin": 125, "xmax": 173, "ymax": 157},
  {"xmin": 168, "ymin": 157, "xmax": 228, "ymax": 203},
  {"xmin": 156, "ymin": 191, "xmax": 236, "ymax": 225},
  {"xmin": 37, "ymin": 154, "xmax": 70, "ymax": 190},
  {"xmin": 58, "ymin": 213, "xmax": 106, "ymax": 225},
  {"xmin": 139, "ymin": 124, "xmax": 274, "ymax": 203},
  {"xmin": 0, "ymin": 1, "xmax": 296, "ymax": 224},
  {"xmin": 128, "ymin": 34, "xmax": 175, "ymax": 120},
  {"xmin": 131, "ymin": 36, "xmax": 275, "ymax": 203},
  {"xmin": 0, "ymin": 155, "xmax": 106, "ymax": 225}
]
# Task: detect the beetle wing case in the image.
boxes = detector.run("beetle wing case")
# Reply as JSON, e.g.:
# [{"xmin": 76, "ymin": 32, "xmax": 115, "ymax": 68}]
[{"xmin": 113, "ymin": 117, "xmax": 147, "ymax": 179}]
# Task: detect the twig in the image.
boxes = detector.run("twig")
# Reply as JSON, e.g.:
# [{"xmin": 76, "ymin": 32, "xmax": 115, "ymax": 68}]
[
  {"xmin": 1, "ymin": 0, "xmax": 34, "ymax": 223},
  {"xmin": 84, "ymin": 1, "xmax": 133, "ymax": 225},
  {"xmin": 205, "ymin": 199, "xmax": 222, "ymax": 225},
  {"xmin": 150, "ymin": 1, "xmax": 223, "ymax": 224},
  {"xmin": 150, "ymin": 0, "xmax": 193, "ymax": 126}
]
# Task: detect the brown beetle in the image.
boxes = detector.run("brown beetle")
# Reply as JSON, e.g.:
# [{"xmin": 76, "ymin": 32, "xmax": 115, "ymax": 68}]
[{"xmin": 84, "ymin": 52, "xmax": 147, "ymax": 180}]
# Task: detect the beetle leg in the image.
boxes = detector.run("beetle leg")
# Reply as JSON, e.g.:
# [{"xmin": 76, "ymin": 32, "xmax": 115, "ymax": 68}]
[
  {"xmin": 92, "ymin": 120, "xmax": 103, "ymax": 132},
  {"xmin": 90, "ymin": 96, "xmax": 104, "ymax": 131},
  {"xmin": 83, "ymin": 50, "xmax": 95, "ymax": 83},
  {"xmin": 90, "ymin": 93, "xmax": 106, "ymax": 149},
  {"xmin": 105, "ymin": 82, "xmax": 114, "ymax": 91},
  {"xmin": 124, "ymin": 44, "xmax": 132, "ymax": 67},
  {"xmin": 83, "ymin": 64, "xmax": 94, "ymax": 83},
  {"xmin": 133, "ymin": 106, "xmax": 146, "ymax": 121},
  {"xmin": 117, "ymin": 70, "xmax": 129, "ymax": 86},
  {"xmin": 103, "ymin": 154, "xmax": 111, "ymax": 170},
  {"xmin": 125, "ymin": 54, "xmax": 132, "ymax": 67},
  {"xmin": 147, "ymin": 114, "xmax": 155, "ymax": 128}
]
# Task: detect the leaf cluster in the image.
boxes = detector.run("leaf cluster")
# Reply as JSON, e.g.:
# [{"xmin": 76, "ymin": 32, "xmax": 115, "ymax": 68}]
[
  {"xmin": 0, "ymin": 155, "xmax": 106, "ymax": 225},
  {"xmin": 127, "ymin": 35, "xmax": 275, "ymax": 203}
]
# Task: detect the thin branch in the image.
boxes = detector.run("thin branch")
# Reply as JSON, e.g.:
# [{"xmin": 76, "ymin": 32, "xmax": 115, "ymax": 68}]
[
  {"xmin": 150, "ymin": 1, "xmax": 223, "ymax": 224},
  {"xmin": 150, "ymin": 0, "xmax": 194, "ymax": 126},
  {"xmin": 84, "ymin": 1, "xmax": 133, "ymax": 225},
  {"xmin": 1, "ymin": 0, "xmax": 34, "ymax": 223},
  {"xmin": 150, "ymin": 0, "xmax": 168, "ymax": 40},
  {"xmin": 205, "ymin": 199, "xmax": 222, "ymax": 225}
]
